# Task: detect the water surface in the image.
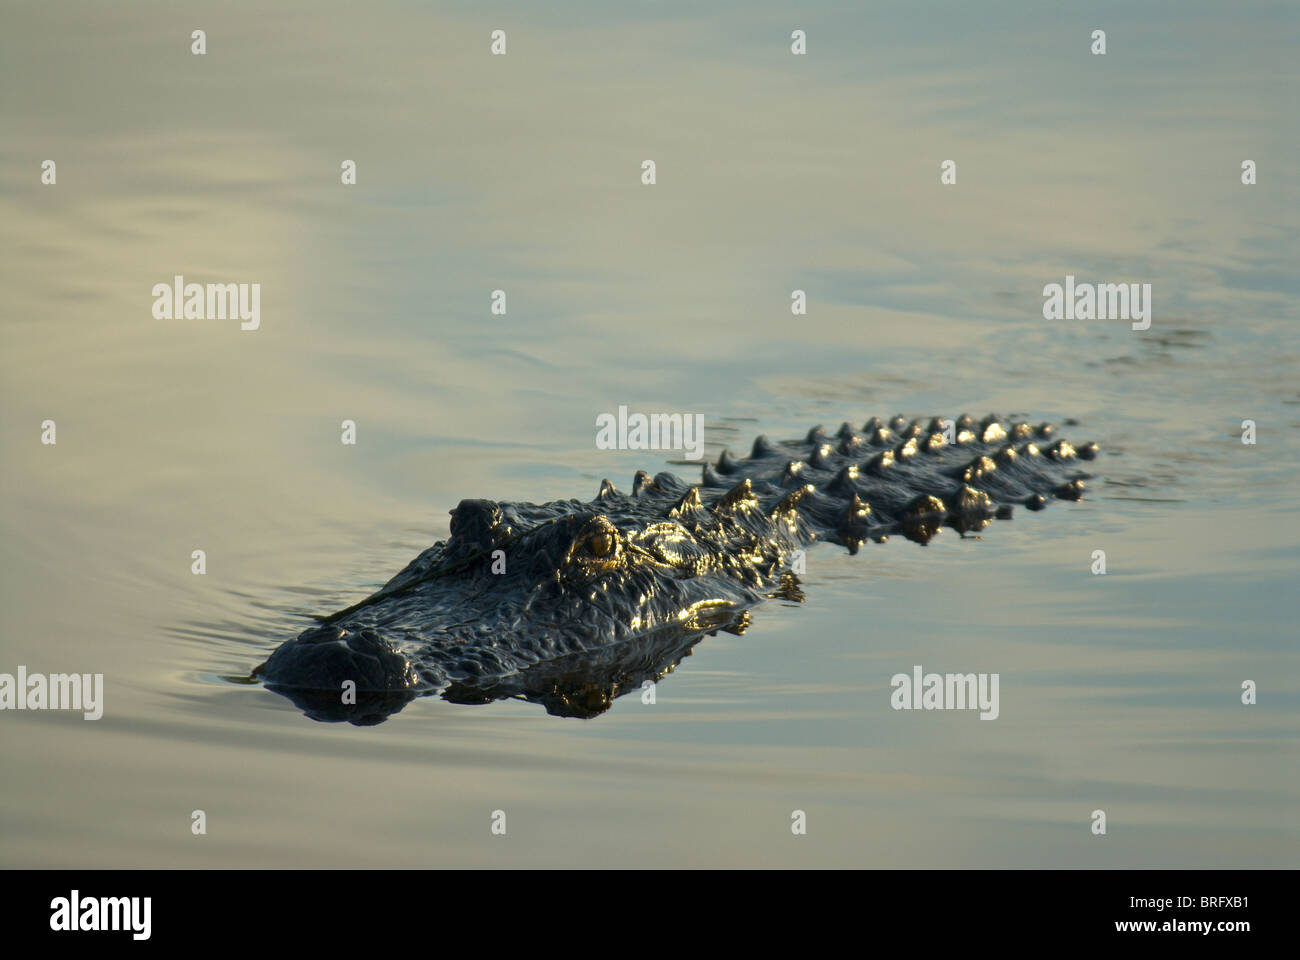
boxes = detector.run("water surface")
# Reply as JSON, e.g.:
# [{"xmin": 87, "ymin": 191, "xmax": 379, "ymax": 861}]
[{"xmin": 1, "ymin": 0, "xmax": 1297, "ymax": 867}]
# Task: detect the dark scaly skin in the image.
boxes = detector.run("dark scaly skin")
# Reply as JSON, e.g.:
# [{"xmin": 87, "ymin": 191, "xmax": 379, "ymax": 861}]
[{"xmin": 254, "ymin": 414, "xmax": 1097, "ymax": 724}]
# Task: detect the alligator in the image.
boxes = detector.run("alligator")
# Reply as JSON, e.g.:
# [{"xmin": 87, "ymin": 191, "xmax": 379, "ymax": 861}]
[{"xmin": 254, "ymin": 414, "xmax": 1097, "ymax": 724}]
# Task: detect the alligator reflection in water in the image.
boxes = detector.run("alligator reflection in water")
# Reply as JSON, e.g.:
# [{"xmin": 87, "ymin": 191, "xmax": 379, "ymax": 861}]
[
  {"xmin": 254, "ymin": 415, "xmax": 1096, "ymax": 724},
  {"xmin": 265, "ymin": 609, "xmax": 753, "ymax": 725}
]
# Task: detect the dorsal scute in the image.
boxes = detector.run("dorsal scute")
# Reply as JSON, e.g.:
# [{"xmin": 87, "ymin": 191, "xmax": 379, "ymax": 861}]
[
  {"xmin": 669, "ymin": 486, "xmax": 704, "ymax": 517},
  {"xmin": 751, "ymin": 434, "xmax": 776, "ymax": 459},
  {"xmin": 825, "ymin": 464, "xmax": 860, "ymax": 497},
  {"xmin": 809, "ymin": 443, "xmax": 835, "ymax": 470},
  {"xmin": 772, "ymin": 484, "xmax": 815, "ymax": 517},
  {"xmin": 716, "ymin": 478, "xmax": 758, "ymax": 512},
  {"xmin": 845, "ymin": 492, "xmax": 871, "ymax": 522},
  {"xmin": 866, "ymin": 449, "xmax": 895, "ymax": 474},
  {"xmin": 716, "ymin": 449, "xmax": 741, "ymax": 474},
  {"xmin": 780, "ymin": 459, "xmax": 806, "ymax": 487}
]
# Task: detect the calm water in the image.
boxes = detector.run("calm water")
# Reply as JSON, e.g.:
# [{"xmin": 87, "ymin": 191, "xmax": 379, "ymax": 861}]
[{"xmin": 2, "ymin": 1, "xmax": 1297, "ymax": 867}]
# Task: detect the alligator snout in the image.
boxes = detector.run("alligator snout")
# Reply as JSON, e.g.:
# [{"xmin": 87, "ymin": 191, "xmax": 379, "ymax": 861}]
[{"xmin": 254, "ymin": 623, "xmax": 419, "ymax": 692}]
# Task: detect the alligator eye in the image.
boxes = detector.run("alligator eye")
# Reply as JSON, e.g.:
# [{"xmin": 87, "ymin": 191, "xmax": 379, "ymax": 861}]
[{"xmin": 586, "ymin": 531, "xmax": 615, "ymax": 558}]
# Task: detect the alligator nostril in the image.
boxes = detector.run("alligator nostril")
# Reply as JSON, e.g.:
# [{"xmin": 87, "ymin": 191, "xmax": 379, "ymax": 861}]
[{"xmin": 447, "ymin": 499, "xmax": 505, "ymax": 547}]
